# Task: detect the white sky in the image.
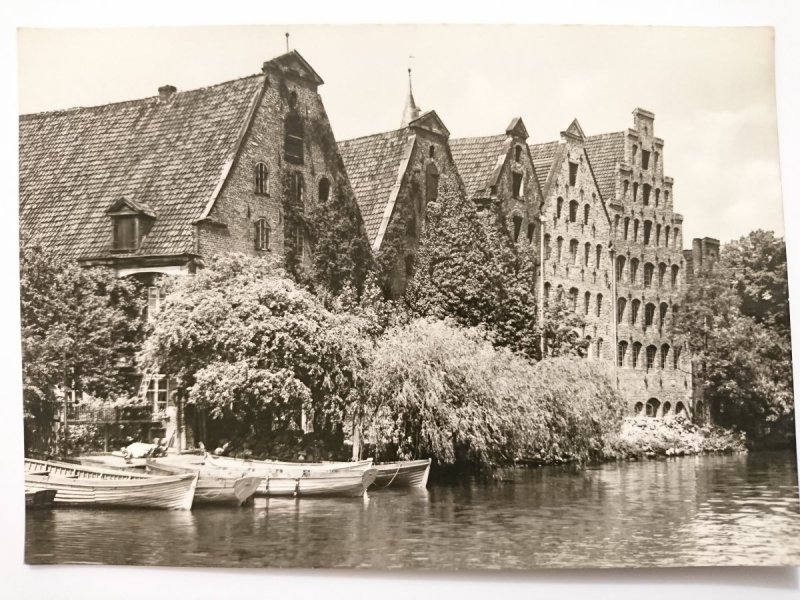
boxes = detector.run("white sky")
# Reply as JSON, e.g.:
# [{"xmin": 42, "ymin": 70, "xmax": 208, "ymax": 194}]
[{"xmin": 17, "ymin": 25, "xmax": 784, "ymax": 245}]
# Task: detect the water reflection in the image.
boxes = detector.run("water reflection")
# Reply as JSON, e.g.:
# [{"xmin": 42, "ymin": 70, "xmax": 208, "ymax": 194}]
[{"xmin": 25, "ymin": 452, "xmax": 800, "ymax": 569}]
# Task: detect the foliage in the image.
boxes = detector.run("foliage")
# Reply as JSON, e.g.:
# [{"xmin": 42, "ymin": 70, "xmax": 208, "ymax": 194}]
[
  {"xmin": 361, "ymin": 318, "xmax": 625, "ymax": 474},
  {"xmin": 20, "ymin": 238, "xmax": 146, "ymax": 454},
  {"xmin": 539, "ymin": 295, "xmax": 590, "ymax": 359},
  {"xmin": 675, "ymin": 231, "xmax": 794, "ymax": 446},
  {"xmin": 139, "ymin": 253, "xmax": 371, "ymax": 452},
  {"xmin": 405, "ymin": 178, "xmax": 541, "ymax": 359}
]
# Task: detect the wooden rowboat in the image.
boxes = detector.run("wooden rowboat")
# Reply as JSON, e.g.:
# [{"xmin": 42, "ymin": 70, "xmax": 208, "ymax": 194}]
[
  {"xmin": 175, "ymin": 453, "xmax": 374, "ymax": 476},
  {"xmin": 24, "ymin": 458, "xmax": 197, "ymax": 510},
  {"xmin": 371, "ymin": 459, "xmax": 431, "ymax": 489},
  {"xmin": 143, "ymin": 461, "xmax": 262, "ymax": 507},
  {"xmin": 25, "ymin": 488, "xmax": 57, "ymax": 508},
  {"xmin": 259, "ymin": 468, "xmax": 378, "ymax": 498}
]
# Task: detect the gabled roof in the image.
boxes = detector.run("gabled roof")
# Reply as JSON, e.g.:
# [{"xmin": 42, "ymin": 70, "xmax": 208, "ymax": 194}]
[
  {"xmin": 409, "ymin": 110, "xmax": 450, "ymax": 138},
  {"xmin": 20, "ymin": 73, "xmax": 266, "ymax": 260},
  {"xmin": 528, "ymin": 140, "xmax": 561, "ymax": 192},
  {"xmin": 449, "ymin": 134, "xmax": 508, "ymax": 199},
  {"xmin": 584, "ymin": 131, "xmax": 626, "ymax": 203},
  {"xmin": 563, "ymin": 118, "xmax": 586, "ymax": 140},
  {"xmin": 262, "ymin": 50, "xmax": 324, "ymax": 86},
  {"xmin": 106, "ymin": 197, "xmax": 156, "ymax": 218},
  {"xmin": 338, "ymin": 128, "xmax": 413, "ymax": 246}
]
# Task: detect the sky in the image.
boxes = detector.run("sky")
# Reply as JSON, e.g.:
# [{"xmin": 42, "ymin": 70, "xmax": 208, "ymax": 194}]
[{"xmin": 17, "ymin": 24, "xmax": 784, "ymax": 244}]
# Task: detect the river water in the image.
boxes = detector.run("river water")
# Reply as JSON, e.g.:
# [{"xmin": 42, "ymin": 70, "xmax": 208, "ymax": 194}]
[{"xmin": 25, "ymin": 451, "xmax": 800, "ymax": 569}]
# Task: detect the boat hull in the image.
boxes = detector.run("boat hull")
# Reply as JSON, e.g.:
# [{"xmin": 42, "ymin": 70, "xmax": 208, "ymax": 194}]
[
  {"xmin": 172, "ymin": 454, "xmax": 373, "ymax": 476},
  {"xmin": 145, "ymin": 461, "xmax": 262, "ymax": 506},
  {"xmin": 25, "ymin": 488, "xmax": 57, "ymax": 508},
  {"xmin": 261, "ymin": 469, "xmax": 377, "ymax": 498},
  {"xmin": 371, "ymin": 459, "xmax": 431, "ymax": 488}
]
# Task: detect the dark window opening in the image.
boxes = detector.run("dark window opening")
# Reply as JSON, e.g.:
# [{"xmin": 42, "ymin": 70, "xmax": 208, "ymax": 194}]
[
  {"xmin": 429, "ymin": 145, "xmax": 435, "ymax": 158},
  {"xmin": 643, "ymin": 263, "xmax": 654, "ymax": 287},
  {"xmin": 617, "ymin": 341, "xmax": 628, "ymax": 367},
  {"xmin": 631, "ymin": 299, "xmax": 641, "ymax": 325},
  {"xmin": 318, "ymin": 177, "xmax": 331, "ymax": 203},
  {"xmin": 569, "ymin": 200, "xmax": 578, "ymax": 223},
  {"xmin": 556, "ymin": 237, "xmax": 563, "ymax": 262},
  {"xmin": 512, "ymin": 172, "xmax": 523, "ymax": 199},
  {"xmin": 556, "ymin": 197, "xmax": 564, "ymax": 220},
  {"xmin": 633, "ymin": 182, "xmax": 639, "ymax": 203},
  {"xmin": 568, "ymin": 162, "xmax": 578, "ymax": 187},
  {"xmin": 646, "ymin": 347, "xmax": 657, "ymax": 371},
  {"xmin": 632, "ymin": 342, "xmax": 642, "ymax": 368},
  {"xmin": 658, "ymin": 263, "xmax": 667, "ymax": 287},
  {"xmin": 643, "ymin": 220, "xmax": 652, "ymax": 245},
  {"xmin": 584, "ymin": 242, "xmax": 591, "ymax": 267},
  {"xmin": 617, "ymin": 297, "xmax": 627, "ymax": 324},
  {"xmin": 512, "ymin": 216, "xmax": 523, "ymax": 242},
  {"xmin": 284, "ymin": 112, "xmax": 304, "ymax": 165},
  {"xmin": 642, "ymin": 150, "xmax": 651, "ymax": 170},
  {"xmin": 584, "ymin": 291, "xmax": 591, "ymax": 315},
  {"xmin": 659, "ymin": 302, "xmax": 668, "ymax": 329},
  {"xmin": 527, "ymin": 223, "xmax": 535, "ymax": 244},
  {"xmin": 630, "ymin": 258, "xmax": 639, "ymax": 283},
  {"xmin": 596, "ymin": 294, "xmax": 603, "ymax": 318},
  {"xmin": 113, "ymin": 216, "xmax": 138, "ymax": 251},
  {"xmin": 515, "ymin": 145, "xmax": 522, "ymax": 162},
  {"xmin": 660, "ymin": 345, "xmax": 670, "ymax": 369},
  {"xmin": 615, "ymin": 255, "xmax": 626, "ymax": 282},
  {"xmin": 255, "ymin": 162, "xmax": 269, "ymax": 195},
  {"xmin": 569, "ymin": 239, "xmax": 579, "ymax": 264},
  {"xmin": 426, "ymin": 163, "xmax": 439, "ymax": 204},
  {"xmin": 645, "ymin": 397, "xmax": 660, "ymax": 416},
  {"xmin": 569, "ymin": 287, "xmax": 579, "ymax": 312},
  {"xmin": 645, "ymin": 303, "xmax": 655, "ymax": 327},
  {"xmin": 595, "ymin": 244, "xmax": 602, "ymax": 269},
  {"xmin": 291, "ymin": 172, "xmax": 305, "ymax": 208},
  {"xmin": 255, "ymin": 218, "xmax": 271, "ymax": 251},
  {"xmin": 643, "ymin": 184, "xmax": 651, "ymax": 205},
  {"xmin": 583, "ymin": 204, "xmax": 590, "ymax": 225}
]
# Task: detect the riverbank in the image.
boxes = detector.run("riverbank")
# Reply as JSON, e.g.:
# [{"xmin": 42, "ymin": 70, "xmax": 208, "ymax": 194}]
[{"xmin": 603, "ymin": 415, "xmax": 747, "ymax": 460}]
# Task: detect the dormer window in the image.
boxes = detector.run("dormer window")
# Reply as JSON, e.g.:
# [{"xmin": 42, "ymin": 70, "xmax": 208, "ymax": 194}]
[
  {"xmin": 107, "ymin": 198, "xmax": 155, "ymax": 253},
  {"xmin": 255, "ymin": 162, "xmax": 269, "ymax": 195}
]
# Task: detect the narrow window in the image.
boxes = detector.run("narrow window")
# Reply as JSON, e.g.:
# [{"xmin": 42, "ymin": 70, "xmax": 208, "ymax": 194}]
[
  {"xmin": 645, "ymin": 303, "xmax": 655, "ymax": 327},
  {"xmin": 671, "ymin": 265, "xmax": 680, "ymax": 288},
  {"xmin": 614, "ymin": 215, "xmax": 621, "ymax": 238},
  {"xmin": 658, "ymin": 263, "xmax": 667, "ymax": 287},
  {"xmin": 615, "ymin": 255, "xmax": 626, "ymax": 282},
  {"xmin": 429, "ymin": 145, "xmax": 435, "ymax": 158},
  {"xmin": 617, "ymin": 297, "xmax": 627, "ymax": 324},
  {"xmin": 584, "ymin": 242, "xmax": 591, "ymax": 267},
  {"xmin": 656, "ymin": 223, "xmax": 661, "ymax": 246},
  {"xmin": 544, "ymin": 234, "xmax": 552, "ymax": 259},
  {"xmin": 632, "ymin": 342, "xmax": 642, "ymax": 368},
  {"xmin": 512, "ymin": 172, "xmax": 523, "ymax": 199},
  {"xmin": 623, "ymin": 217, "xmax": 630, "ymax": 240},
  {"xmin": 527, "ymin": 223, "xmax": 535, "ymax": 244},
  {"xmin": 556, "ymin": 237, "xmax": 563, "ymax": 262},
  {"xmin": 633, "ymin": 219, "xmax": 640, "ymax": 242},
  {"xmin": 617, "ymin": 341, "xmax": 628, "ymax": 367},
  {"xmin": 643, "ymin": 220, "xmax": 652, "ymax": 245},
  {"xmin": 623, "ymin": 180, "xmax": 629, "ymax": 199},
  {"xmin": 556, "ymin": 197, "xmax": 564, "ymax": 220},
  {"xmin": 514, "ymin": 145, "xmax": 522, "ymax": 162},
  {"xmin": 583, "ymin": 204, "xmax": 590, "ymax": 225},
  {"xmin": 597, "ymin": 338, "xmax": 604, "ymax": 358},
  {"xmin": 659, "ymin": 302, "xmax": 668, "ymax": 330},
  {"xmin": 255, "ymin": 162, "xmax": 270, "ymax": 195},
  {"xmin": 569, "ymin": 200, "xmax": 578, "ymax": 223},
  {"xmin": 655, "ymin": 189, "xmax": 660, "ymax": 207},
  {"xmin": 631, "ymin": 299, "xmax": 641, "ymax": 325},
  {"xmin": 426, "ymin": 163, "xmax": 439, "ymax": 204},
  {"xmin": 646, "ymin": 346, "xmax": 657, "ymax": 370},
  {"xmin": 513, "ymin": 216, "xmax": 523, "ymax": 242},
  {"xmin": 641, "ymin": 150, "xmax": 651, "ymax": 170},
  {"xmin": 569, "ymin": 239, "xmax": 579, "ymax": 264},
  {"xmin": 294, "ymin": 225, "xmax": 305, "ymax": 260},
  {"xmin": 318, "ymin": 177, "xmax": 331, "ymax": 203},
  {"xmin": 595, "ymin": 244, "xmax": 602, "ymax": 269},
  {"xmin": 147, "ymin": 286, "xmax": 162, "ymax": 321},
  {"xmin": 660, "ymin": 344, "xmax": 670, "ymax": 369},
  {"xmin": 569, "ymin": 287, "xmax": 579, "ymax": 312},
  {"xmin": 643, "ymin": 263, "xmax": 654, "ymax": 287},
  {"xmin": 654, "ymin": 152, "xmax": 660, "ymax": 170},
  {"xmin": 569, "ymin": 162, "xmax": 578, "ymax": 186},
  {"xmin": 643, "ymin": 183, "xmax": 651, "ymax": 206},
  {"xmin": 664, "ymin": 225, "xmax": 671, "ymax": 247},
  {"xmin": 630, "ymin": 258, "xmax": 639, "ymax": 284},
  {"xmin": 673, "ymin": 228, "xmax": 680, "ymax": 249},
  {"xmin": 584, "ymin": 291, "xmax": 591, "ymax": 315},
  {"xmin": 633, "ymin": 182, "xmax": 639, "ymax": 203},
  {"xmin": 672, "ymin": 304, "xmax": 679, "ymax": 326},
  {"xmin": 544, "ymin": 282, "xmax": 551, "ymax": 303},
  {"xmin": 673, "ymin": 347, "xmax": 681, "ymax": 370},
  {"xmin": 255, "ymin": 218, "xmax": 271, "ymax": 251},
  {"xmin": 596, "ymin": 294, "xmax": 603, "ymax": 318},
  {"xmin": 284, "ymin": 112, "xmax": 304, "ymax": 164}
]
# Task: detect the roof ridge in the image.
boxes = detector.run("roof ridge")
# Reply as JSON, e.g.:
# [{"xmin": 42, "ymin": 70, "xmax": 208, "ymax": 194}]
[
  {"xmin": 450, "ymin": 133, "xmax": 508, "ymax": 144},
  {"xmin": 20, "ymin": 72, "xmax": 264, "ymax": 120},
  {"xmin": 338, "ymin": 127, "xmax": 407, "ymax": 145}
]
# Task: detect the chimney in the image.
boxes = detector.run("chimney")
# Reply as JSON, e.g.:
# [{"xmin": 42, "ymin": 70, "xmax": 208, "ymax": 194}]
[{"xmin": 158, "ymin": 85, "xmax": 177, "ymax": 102}]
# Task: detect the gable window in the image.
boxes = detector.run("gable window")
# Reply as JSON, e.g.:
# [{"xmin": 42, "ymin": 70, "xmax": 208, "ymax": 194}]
[
  {"xmin": 515, "ymin": 145, "xmax": 522, "ymax": 162},
  {"xmin": 512, "ymin": 216, "xmax": 523, "ymax": 242},
  {"xmin": 318, "ymin": 177, "xmax": 331, "ymax": 203},
  {"xmin": 108, "ymin": 199, "xmax": 154, "ymax": 252},
  {"xmin": 284, "ymin": 112, "xmax": 304, "ymax": 165},
  {"xmin": 512, "ymin": 172, "xmax": 523, "ymax": 199},
  {"xmin": 255, "ymin": 218, "xmax": 271, "ymax": 251},
  {"xmin": 568, "ymin": 162, "xmax": 578, "ymax": 186},
  {"xmin": 255, "ymin": 162, "xmax": 270, "ymax": 195},
  {"xmin": 583, "ymin": 204, "xmax": 590, "ymax": 225},
  {"xmin": 426, "ymin": 163, "xmax": 439, "ymax": 204},
  {"xmin": 641, "ymin": 150, "xmax": 651, "ymax": 170}
]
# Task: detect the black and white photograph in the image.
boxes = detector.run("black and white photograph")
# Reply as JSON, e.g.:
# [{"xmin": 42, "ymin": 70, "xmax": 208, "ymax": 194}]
[{"xmin": 6, "ymin": 9, "xmax": 800, "ymax": 590}]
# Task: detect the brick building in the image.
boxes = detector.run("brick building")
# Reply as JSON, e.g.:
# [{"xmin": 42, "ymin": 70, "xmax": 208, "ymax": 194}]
[{"xmin": 19, "ymin": 50, "xmax": 368, "ymax": 446}]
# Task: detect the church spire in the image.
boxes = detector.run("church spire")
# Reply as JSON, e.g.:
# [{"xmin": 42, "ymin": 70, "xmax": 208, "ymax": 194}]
[{"xmin": 401, "ymin": 67, "xmax": 421, "ymax": 127}]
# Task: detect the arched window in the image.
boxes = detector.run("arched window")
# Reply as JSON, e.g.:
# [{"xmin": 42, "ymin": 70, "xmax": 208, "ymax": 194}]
[
  {"xmin": 630, "ymin": 257, "xmax": 640, "ymax": 284},
  {"xmin": 515, "ymin": 145, "xmax": 522, "ymax": 162},
  {"xmin": 672, "ymin": 304, "xmax": 679, "ymax": 326},
  {"xmin": 318, "ymin": 177, "xmax": 331, "ymax": 203},
  {"xmin": 655, "ymin": 189, "xmax": 661, "ymax": 207},
  {"xmin": 556, "ymin": 236, "xmax": 564, "ymax": 262},
  {"xmin": 255, "ymin": 218, "xmax": 270, "ymax": 251},
  {"xmin": 634, "ymin": 401, "xmax": 644, "ymax": 416},
  {"xmin": 662, "ymin": 401, "xmax": 672, "ymax": 416},
  {"xmin": 583, "ymin": 242, "xmax": 591, "ymax": 267},
  {"xmin": 646, "ymin": 398, "xmax": 660, "ymax": 417},
  {"xmin": 675, "ymin": 402, "xmax": 686, "ymax": 416},
  {"xmin": 615, "ymin": 255, "xmax": 626, "ymax": 282},
  {"xmin": 527, "ymin": 223, "xmax": 535, "ymax": 244},
  {"xmin": 646, "ymin": 346, "xmax": 657, "ymax": 370},
  {"xmin": 426, "ymin": 163, "xmax": 439, "ymax": 204},
  {"xmin": 291, "ymin": 171, "xmax": 305, "ymax": 207},
  {"xmin": 660, "ymin": 344, "xmax": 670, "ymax": 369},
  {"xmin": 544, "ymin": 234, "xmax": 552, "ymax": 260},
  {"xmin": 544, "ymin": 282, "xmax": 551, "ymax": 303},
  {"xmin": 671, "ymin": 264, "xmax": 680, "ymax": 288},
  {"xmin": 673, "ymin": 346, "xmax": 682, "ymax": 370},
  {"xmin": 623, "ymin": 217, "xmax": 630, "ymax": 240},
  {"xmin": 633, "ymin": 182, "xmax": 639, "ymax": 203},
  {"xmin": 623, "ymin": 180, "xmax": 630, "ymax": 199},
  {"xmin": 596, "ymin": 294, "xmax": 603, "ymax": 318},
  {"xmin": 643, "ymin": 262, "xmax": 654, "ymax": 287},
  {"xmin": 583, "ymin": 204, "xmax": 590, "ymax": 225},
  {"xmin": 659, "ymin": 302, "xmax": 668, "ymax": 329},
  {"xmin": 665, "ymin": 191, "xmax": 670, "ymax": 207},
  {"xmin": 655, "ymin": 223, "xmax": 661, "ymax": 246},
  {"xmin": 569, "ymin": 239, "xmax": 579, "ymax": 264},
  {"xmin": 658, "ymin": 262, "xmax": 667, "ymax": 287},
  {"xmin": 664, "ymin": 225, "xmax": 671, "ymax": 248},
  {"xmin": 284, "ymin": 112, "xmax": 304, "ymax": 164},
  {"xmin": 556, "ymin": 197, "xmax": 564, "ymax": 220},
  {"xmin": 632, "ymin": 342, "xmax": 642, "ymax": 368},
  {"xmin": 597, "ymin": 338, "xmax": 604, "ymax": 358},
  {"xmin": 643, "ymin": 184, "xmax": 651, "ymax": 206},
  {"xmin": 617, "ymin": 341, "xmax": 628, "ymax": 367},
  {"xmin": 617, "ymin": 297, "xmax": 627, "ymax": 324},
  {"xmin": 569, "ymin": 287, "xmax": 579, "ymax": 312},
  {"xmin": 584, "ymin": 291, "xmax": 591, "ymax": 315},
  {"xmin": 643, "ymin": 220, "xmax": 652, "ymax": 245},
  {"xmin": 569, "ymin": 200, "xmax": 579, "ymax": 223},
  {"xmin": 633, "ymin": 219, "xmax": 640, "ymax": 242},
  {"xmin": 631, "ymin": 299, "xmax": 641, "ymax": 325},
  {"xmin": 644, "ymin": 303, "xmax": 655, "ymax": 327},
  {"xmin": 584, "ymin": 336, "xmax": 592, "ymax": 359},
  {"xmin": 255, "ymin": 162, "xmax": 269, "ymax": 195},
  {"xmin": 555, "ymin": 284, "xmax": 564, "ymax": 302},
  {"xmin": 595, "ymin": 244, "xmax": 602, "ymax": 269}
]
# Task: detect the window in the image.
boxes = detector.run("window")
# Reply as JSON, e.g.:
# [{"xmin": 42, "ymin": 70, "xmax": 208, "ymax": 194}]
[
  {"xmin": 318, "ymin": 177, "xmax": 331, "ymax": 203},
  {"xmin": 512, "ymin": 172, "xmax": 523, "ymax": 199},
  {"xmin": 583, "ymin": 204, "xmax": 590, "ymax": 225},
  {"xmin": 146, "ymin": 375, "xmax": 171, "ymax": 415},
  {"xmin": 643, "ymin": 262, "xmax": 654, "ymax": 287},
  {"xmin": 634, "ymin": 402, "xmax": 644, "ymax": 415},
  {"xmin": 584, "ymin": 291, "xmax": 591, "ymax": 315},
  {"xmin": 671, "ymin": 264, "xmax": 680, "ymax": 288},
  {"xmin": 642, "ymin": 150, "xmax": 651, "ymax": 170},
  {"xmin": 544, "ymin": 282, "xmax": 551, "ymax": 303},
  {"xmin": 623, "ymin": 180, "xmax": 629, "ymax": 199},
  {"xmin": 255, "ymin": 162, "xmax": 269, "ymax": 195},
  {"xmin": 659, "ymin": 302, "xmax": 668, "ymax": 329},
  {"xmin": 514, "ymin": 145, "xmax": 522, "ymax": 162},
  {"xmin": 614, "ymin": 215, "xmax": 621, "ymax": 237},
  {"xmin": 426, "ymin": 163, "xmax": 439, "ymax": 204},
  {"xmin": 429, "ymin": 145, "xmax": 435, "ymax": 158},
  {"xmin": 596, "ymin": 294, "xmax": 603, "ymax": 318},
  {"xmin": 654, "ymin": 152, "xmax": 660, "ymax": 170},
  {"xmin": 556, "ymin": 237, "xmax": 563, "ymax": 262},
  {"xmin": 643, "ymin": 220, "xmax": 652, "ymax": 245},
  {"xmin": 665, "ymin": 191, "xmax": 670, "ymax": 206},
  {"xmin": 644, "ymin": 303, "xmax": 655, "ymax": 327},
  {"xmin": 617, "ymin": 297, "xmax": 627, "ymax": 324},
  {"xmin": 255, "ymin": 218, "xmax": 271, "ymax": 251},
  {"xmin": 569, "ymin": 239, "xmax": 579, "ymax": 264},
  {"xmin": 633, "ymin": 219, "xmax": 640, "ymax": 241},
  {"xmin": 643, "ymin": 184, "xmax": 651, "ymax": 206},
  {"xmin": 291, "ymin": 172, "xmax": 305, "ymax": 207},
  {"xmin": 623, "ymin": 217, "xmax": 630, "ymax": 240},
  {"xmin": 569, "ymin": 287, "xmax": 579, "ymax": 312},
  {"xmin": 658, "ymin": 263, "xmax": 667, "ymax": 287},
  {"xmin": 113, "ymin": 216, "xmax": 138, "ymax": 251},
  {"xmin": 147, "ymin": 286, "xmax": 162, "ymax": 321},
  {"xmin": 294, "ymin": 224, "xmax": 305, "ymax": 260},
  {"xmin": 645, "ymin": 397, "xmax": 660, "ymax": 417},
  {"xmin": 617, "ymin": 341, "xmax": 628, "ymax": 367},
  {"xmin": 675, "ymin": 402, "xmax": 686, "ymax": 416},
  {"xmin": 584, "ymin": 242, "xmax": 591, "ymax": 267},
  {"xmin": 632, "ymin": 342, "xmax": 642, "ymax": 368},
  {"xmin": 615, "ymin": 255, "xmax": 626, "ymax": 282},
  {"xmin": 284, "ymin": 112, "xmax": 304, "ymax": 164},
  {"xmin": 655, "ymin": 189, "xmax": 661, "ymax": 207},
  {"xmin": 556, "ymin": 197, "xmax": 564, "ymax": 220},
  {"xmin": 596, "ymin": 338, "xmax": 604, "ymax": 358},
  {"xmin": 569, "ymin": 162, "xmax": 578, "ymax": 186},
  {"xmin": 630, "ymin": 257, "xmax": 640, "ymax": 284},
  {"xmin": 631, "ymin": 299, "xmax": 641, "ymax": 325},
  {"xmin": 656, "ymin": 223, "xmax": 661, "ymax": 246},
  {"xmin": 595, "ymin": 244, "xmax": 602, "ymax": 269},
  {"xmin": 569, "ymin": 200, "xmax": 579, "ymax": 223},
  {"xmin": 544, "ymin": 234, "xmax": 552, "ymax": 259},
  {"xmin": 633, "ymin": 182, "xmax": 639, "ymax": 203},
  {"xmin": 527, "ymin": 223, "xmax": 535, "ymax": 244},
  {"xmin": 660, "ymin": 344, "xmax": 670, "ymax": 369},
  {"xmin": 646, "ymin": 346, "xmax": 657, "ymax": 370},
  {"xmin": 662, "ymin": 402, "xmax": 672, "ymax": 416},
  {"xmin": 673, "ymin": 228, "xmax": 680, "ymax": 249},
  {"xmin": 672, "ymin": 304, "xmax": 679, "ymax": 326},
  {"xmin": 673, "ymin": 347, "xmax": 681, "ymax": 370},
  {"xmin": 664, "ymin": 226, "xmax": 671, "ymax": 247},
  {"xmin": 513, "ymin": 216, "xmax": 523, "ymax": 242}
]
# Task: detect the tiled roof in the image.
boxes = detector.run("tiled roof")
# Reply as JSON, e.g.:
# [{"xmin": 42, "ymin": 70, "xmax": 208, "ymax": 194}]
[
  {"xmin": 338, "ymin": 128, "xmax": 411, "ymax": 246},
  {"xmin": 19, "ymin": 74, "xmax": 265, "ymax": 260},
  {"xmin": 529, "ymin": 141, "xmax": 560, "ymax": 191},
  {"xmin": 449, "ymin": 134, "xmax": 507, "ymax": 199},
  {"xmin": 584, "ymin": 132, "xmax": 625, "ymax": 203}
]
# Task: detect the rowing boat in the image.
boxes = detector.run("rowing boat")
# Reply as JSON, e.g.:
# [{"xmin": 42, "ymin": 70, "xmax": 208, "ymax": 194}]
[
  {"xmin": 259, "ymin": 468, "xmax": 378, "ymax": 498},
  {"xmin": 144, "ymin": 461, "xmax": 262, "ymax": 506},
  {"xmin": 172, "ymin": 453, "xmax": 374, "ymax": 475},
  {"xmin": 25, "ymin": 488, "xmax": 57, "ymax": 508},
  {"xmin": 371, "ymin": 459, "xmax": 431, "ymax": 489},
  {"xmin": 24, "ymin": 458, "xmax": 197, "ymax": 510}
]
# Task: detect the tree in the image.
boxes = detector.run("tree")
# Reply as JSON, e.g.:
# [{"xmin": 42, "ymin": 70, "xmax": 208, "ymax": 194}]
[
  {"xmin": 405, "ymin": 178, "xmax": 540, "ymax": 359},
  {"xmin": 139, "ymin": 253, "xmax": 371, "ymax": 455},
  {"xmin": 539, "ymin": 295, "xmax": 590, "ymax": 358},
  {"xmin": 20, "ymin": 238, "xmax": 146, "ymax": 454}
]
